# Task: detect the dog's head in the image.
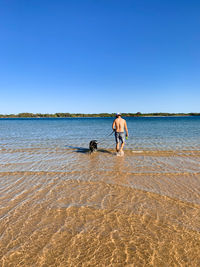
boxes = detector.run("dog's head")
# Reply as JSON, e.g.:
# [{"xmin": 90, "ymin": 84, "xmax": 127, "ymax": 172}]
[{"xmin": 89, "ymin": 140, "xmax": 98, "ymax": 152}]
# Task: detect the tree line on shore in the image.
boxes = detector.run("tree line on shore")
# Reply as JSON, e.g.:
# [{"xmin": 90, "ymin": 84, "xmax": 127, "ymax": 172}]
[{"xmin": 0, "ymin": 112, "xmax": 200, "ymax": 118}]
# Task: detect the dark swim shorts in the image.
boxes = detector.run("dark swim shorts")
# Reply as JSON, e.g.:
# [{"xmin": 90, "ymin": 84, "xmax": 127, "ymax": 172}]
[{"xmin": 115, "ymin": 132, "xmax": 125, "ymax": 143}]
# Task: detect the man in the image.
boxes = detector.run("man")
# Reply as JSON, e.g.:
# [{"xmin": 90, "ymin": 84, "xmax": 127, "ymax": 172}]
[{"xmin": 112, "ymin": 113, "xmax": 128, "ymax": 155}]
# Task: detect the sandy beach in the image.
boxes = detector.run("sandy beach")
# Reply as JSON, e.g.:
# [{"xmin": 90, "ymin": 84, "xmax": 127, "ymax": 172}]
[{"xmin": 1, "ymin": 146, "xmax": 200, "ymax": 266}]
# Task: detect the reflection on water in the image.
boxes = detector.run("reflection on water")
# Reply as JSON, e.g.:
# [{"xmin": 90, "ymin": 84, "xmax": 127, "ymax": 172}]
[{"xmin": 0, "ymin": 145, "xmax": 200, "ymax": 266}]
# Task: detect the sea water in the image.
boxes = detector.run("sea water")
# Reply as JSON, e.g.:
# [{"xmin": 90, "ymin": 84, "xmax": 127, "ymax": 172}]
[
  {"xmin": 0, "ymin": 116, "xmax": 200, "ymax": 151},
  {"xmin": 0, "ymin": 117, "xmax": 200, "ymax": 266}
]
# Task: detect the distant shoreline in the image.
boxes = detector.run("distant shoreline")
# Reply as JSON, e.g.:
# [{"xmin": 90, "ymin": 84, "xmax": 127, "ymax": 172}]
[{"xmin": 0, "ymin": 112, "xmax": 199, "ymax": 118}]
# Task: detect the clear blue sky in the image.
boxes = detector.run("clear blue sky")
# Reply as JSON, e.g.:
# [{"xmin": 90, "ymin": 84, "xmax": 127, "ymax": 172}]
[{"xmin": 0, "ymin": 0, "xmax": 200, "ymax": 114}]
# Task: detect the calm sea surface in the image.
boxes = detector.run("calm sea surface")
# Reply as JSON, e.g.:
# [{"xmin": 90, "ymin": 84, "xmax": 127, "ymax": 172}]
[
  {"xmin": 0, "ymin": 117, "xmax": 200, "ymax": 266},
  {"xmin": 0, "ymin": 116, "xmax": 200, "ymax": 150}
]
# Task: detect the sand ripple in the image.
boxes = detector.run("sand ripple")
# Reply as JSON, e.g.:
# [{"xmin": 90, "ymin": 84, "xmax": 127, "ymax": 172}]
[{"xmin": 0, "ymin": 148, "xmax": 200, "ymax": 266}]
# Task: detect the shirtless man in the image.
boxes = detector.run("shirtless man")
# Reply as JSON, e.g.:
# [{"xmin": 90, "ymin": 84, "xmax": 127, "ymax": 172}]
[{"xmin": 112, "ymin": 113, "xmax": 128, "ymax": 155}]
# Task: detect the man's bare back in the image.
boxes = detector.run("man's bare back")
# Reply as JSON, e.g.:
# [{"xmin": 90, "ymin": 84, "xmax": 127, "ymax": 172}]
[{"xmin": 113, "ymin": 117, "xmax": 128, "ymax": 133}]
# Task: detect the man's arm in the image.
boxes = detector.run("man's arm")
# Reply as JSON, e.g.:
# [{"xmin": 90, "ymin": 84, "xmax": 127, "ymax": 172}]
[
  {"xmin": 124, "ymin": 120, "xmax": 128, "ymax": 136},
  {"xmin": 112, "ymin": 119, "xmax": 116, "ymax": 131}
]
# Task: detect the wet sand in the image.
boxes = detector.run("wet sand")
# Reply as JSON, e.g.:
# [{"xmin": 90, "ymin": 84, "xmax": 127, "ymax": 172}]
[{"xmin": 0, "ymin": 147, "xmax": 200, "ymax": 266}]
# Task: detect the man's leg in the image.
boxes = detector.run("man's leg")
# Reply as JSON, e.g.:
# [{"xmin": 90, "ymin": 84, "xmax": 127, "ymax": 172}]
[
  {"xmin": 119, "ymin": 133, "xmax": 125, "ymax": 152},
  {"xmin": 119, "ymin": 141, "xmax": 124, "ymax": 152},
  {"xmin": 116, "ymin": 142, "xmax": 120, "ymax": 152},
  {"xmin": 115, "ymin": 132, "xmax": 120, "ymax": 152}
]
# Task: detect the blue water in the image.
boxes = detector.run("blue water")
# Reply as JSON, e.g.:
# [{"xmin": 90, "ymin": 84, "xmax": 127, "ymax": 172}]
[{"xmin": 0, "ymin": 117, "xmax": 200, "ymax": 151}]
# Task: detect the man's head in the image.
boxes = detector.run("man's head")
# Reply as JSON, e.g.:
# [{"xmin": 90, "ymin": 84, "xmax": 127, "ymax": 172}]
[{"xmin": 116, "ymin": 112, "xmax": 121, "ymax": 118}]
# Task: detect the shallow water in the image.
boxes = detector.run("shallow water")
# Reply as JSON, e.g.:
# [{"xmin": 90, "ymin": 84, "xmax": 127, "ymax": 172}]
[{"xmin": 0, "ymin": 117, "xmax": 200, "ymax": 266}]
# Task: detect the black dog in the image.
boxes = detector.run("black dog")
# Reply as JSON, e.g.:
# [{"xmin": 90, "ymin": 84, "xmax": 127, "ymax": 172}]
[{"xmin": 89, "ymin": 140, "xmax": 98, "ymax": 153}]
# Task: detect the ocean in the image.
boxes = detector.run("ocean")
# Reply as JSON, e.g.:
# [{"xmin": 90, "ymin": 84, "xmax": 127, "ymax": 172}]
[{"xmin": 0, "ymin": 117, "xmax": 200, "ymax": 266}]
